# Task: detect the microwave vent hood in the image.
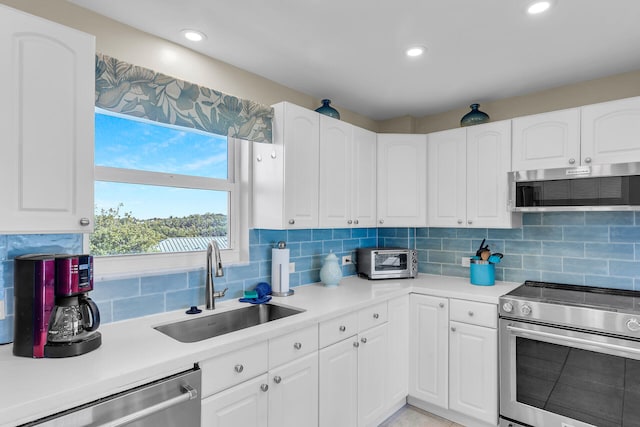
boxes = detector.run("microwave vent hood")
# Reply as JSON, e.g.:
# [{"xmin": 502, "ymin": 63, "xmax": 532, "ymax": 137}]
[{"xmin": 509, "ymin": 162, "xmax": 640, "ymax": 212}]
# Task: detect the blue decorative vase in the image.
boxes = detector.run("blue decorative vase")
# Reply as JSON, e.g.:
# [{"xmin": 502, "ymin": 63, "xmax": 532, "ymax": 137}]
[
  {"xmin": 320, "ymin": 252, "xmax": 342, "ymax": 287},
  {"xmin": 460, "ymin": 103, "xmax": 489, "ymax": 127},
  {"xmin": 315, "ymin": 99, "xmax": 340, "ymax": 120}
]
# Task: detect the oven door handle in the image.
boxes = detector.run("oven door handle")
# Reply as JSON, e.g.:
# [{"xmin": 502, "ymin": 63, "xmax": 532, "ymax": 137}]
[{"xmin": 506, "ymin": 325, "xmax": 640, "ymax": 356}]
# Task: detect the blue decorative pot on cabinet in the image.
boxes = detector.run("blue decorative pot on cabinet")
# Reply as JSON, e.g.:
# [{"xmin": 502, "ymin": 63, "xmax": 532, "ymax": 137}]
[
  {"xmin": 315, "ymin": 99, "xmax": 340, "ymax": 119},
  {"xmin": 460, "ymin": 103, "xmax": 489, "ymax": 127}
]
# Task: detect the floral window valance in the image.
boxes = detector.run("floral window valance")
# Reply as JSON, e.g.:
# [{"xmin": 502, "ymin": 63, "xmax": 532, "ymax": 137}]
[{"xmin": 95, "ymin": 53, "xmax": 273, "ymax": 143}]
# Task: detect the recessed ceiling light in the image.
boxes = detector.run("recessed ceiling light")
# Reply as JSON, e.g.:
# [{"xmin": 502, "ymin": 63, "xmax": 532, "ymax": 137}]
[
  {"xmin": 181, "ymin": 29, "xmax": 206, "ymax": 42},
  {"xmin": 406, "ymin": 46, "xmax": 426, "ymax": 57},
  {"xmin": 527, "ymin": 1, "xmax": 553, "ymax": 14}
]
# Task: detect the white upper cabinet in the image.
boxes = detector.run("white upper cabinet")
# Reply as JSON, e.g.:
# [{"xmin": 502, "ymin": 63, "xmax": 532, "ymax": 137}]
[
  {"xmin": 581, "ymin": 96, "xmax": 640, "ymax": 165},
  {"xmin": 428, "ymin": 121, "xmax": 520, "ymax": 228},
  {"xmin": 253, "ymin": 102, "xmax": 319, "ymax": 229},
  {"xmin": 377, "ymin": 134, "xmax": 427, "ymax": 227},
  {"xmin": 0, "ymin": 5, "xmax": 95, "ymax": 234},
  {"xmin": 511, "ymin": 108, "xmax": 580, "ymax": 171},
  {"xmin": 319, "ymin": 116, "xmax": 376, "ymax": 228}
]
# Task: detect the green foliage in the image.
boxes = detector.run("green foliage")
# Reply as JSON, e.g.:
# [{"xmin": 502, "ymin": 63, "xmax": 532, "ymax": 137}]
[{"xmin": 90, "ymin": 204, "xmax": 227, "ymax": 256}]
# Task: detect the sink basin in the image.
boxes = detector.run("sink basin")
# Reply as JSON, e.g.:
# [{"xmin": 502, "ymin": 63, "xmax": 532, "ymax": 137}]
[{"xmin": 154, "ymin": 304, "xmax": 305, "ymax": 343}]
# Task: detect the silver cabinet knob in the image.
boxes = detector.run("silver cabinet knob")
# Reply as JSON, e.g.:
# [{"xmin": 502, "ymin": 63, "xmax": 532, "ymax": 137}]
[
  {"xmin": 373, "ymin": 313, "xmax": 379, "ymax": 319},
  {"xmin": 379, "ymin": 219, "xmax": 384, "ymax": 224},
  {"xmin": 234, "ymin": 364, "xmax": 244, "ymax": 373},
  {"xmin": 468, "ymin": 311, "xmax": 474, "ymax": 317},
  {"xmin": 361, "ymin": 337, "xmax": 367, "ymax": 344},
  {"xmin": 288, "ymin": 219, "xmax": 295, "ymax": 225},
  {"xmin": 79, "ymin": 218, "xmax": 90, "ymax": 226},
  {"xmin": 467, "ymin": 220, "xmax": 473, "ymax": 225},
  {"xmin": 439, "ymin": 303, "xmax": 445, "ymax": 308},
  {"xmin": 347, "ymin": 219, "xmax": 353, "ymax": 224},
  {"xmin": 260, "ymin": 384, "xmax": 269, "ymax": 392},
  {"xmin": 584, "ymin": 157, "xmax": 592, "ymax": 163},
  {"xmin": 353, "ymin": 341, "xmax": 360, "ymax": 348},
  {"xmin": 339, "ymin": 325, "xmax": 346, "ymax": 332},
  {"xmin": 273, "ymin": 376, "xmax": 282, "ymax": 384},
  {"xmin": 354, "ymin": 220, "xmax": 359, "ymax": 225},
  {"xmin": 569, "ymin": 158, "xmax": 576, "ymax": 164},
  {"xmin": 270, "ymin": 151, "xmax": 277, "ymax": 159},
  {"xmin": 451, "ymin": 326, "xmax": 456, "ymax": 332},
  {"xmin": 457, "ymin": 219, "xmax": 463, "ymax": 224},
  {"xmin": 256, "ymin": 155, "xmax": 262, "ymax": 162},
  {"xmin": 293, "ymin": 342, "xmax": 302, "ymax": 350}
]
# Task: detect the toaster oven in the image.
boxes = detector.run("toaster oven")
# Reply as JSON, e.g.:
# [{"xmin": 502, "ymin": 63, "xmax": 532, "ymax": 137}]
[{"xmin": 356, "ymin": 248, "xmax": 418, "ymax": 280}]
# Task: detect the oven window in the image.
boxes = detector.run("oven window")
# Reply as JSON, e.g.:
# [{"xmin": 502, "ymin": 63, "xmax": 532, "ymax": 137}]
[
  {"xmin": 516, "ymin": 337, "xmax": 640, "ymax": 427},
  {"xmin": 375, "ymin": 253, "xmax": 407, "ymax": 271}
]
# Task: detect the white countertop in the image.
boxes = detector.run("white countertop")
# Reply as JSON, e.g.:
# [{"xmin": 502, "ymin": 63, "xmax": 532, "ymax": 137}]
[{"xmin": 0, "ymin": 274, "xmax": 520, "ymax": 426}]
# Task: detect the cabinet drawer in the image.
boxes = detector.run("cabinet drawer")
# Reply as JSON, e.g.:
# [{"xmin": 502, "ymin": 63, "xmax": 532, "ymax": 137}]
[
  {"xmin": 358, "ymin": 302, "xmax": 388, "ymax": 332},
  {"xmin": 201, "ymin": 341, "xmax": 268, "ymax": 397},
  {"xmin": 269, "ymin": 324, "xmax": 318, "ymax": 369},
  {"xmin": 319, "ymin": 312, "xmax": 358, "ymax": 348},
  {"xmin": 449, "ymin": 299, "xmax": 497, "ymax": 328}
]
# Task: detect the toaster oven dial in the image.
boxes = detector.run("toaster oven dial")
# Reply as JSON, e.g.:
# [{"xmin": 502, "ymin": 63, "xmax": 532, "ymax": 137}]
[
  {"xmin": 627, "ymin": 318, "xmax": 640, "ymax": 332},
  {"xmin": 520, "ymin": 304, "xmax": 532, "ymax": 316}
]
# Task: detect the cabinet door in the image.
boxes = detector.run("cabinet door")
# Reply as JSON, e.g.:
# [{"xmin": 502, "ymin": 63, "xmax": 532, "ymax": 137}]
[
  {"xmin": 358, "ymin": 323, "xmax": 388, "ymax": 427},
  {"xmin": 387, "ymin": 295, "xmax": 409, "ymax": 405},
  {"xmin": 409, "ymin": 294, "xmax": 449, "ymax": 409},
  {"xmin": 466, "ymin": 120, "xmax": 519, "ymax": 228},
  {"xmin": 581, "ymin": 96, "xmax": 640, "ymax": 165},
  {"xmin": 427, "ymin": 129, "xmax": 466, "ymax": 227},
  {"xmin": 352, "ymin": 127, "xmax": 377, "ymax": 227},
  {"xmin": 449, "ymin": 321, "xmax": 498, "ymax": 425},
  {"xmin": 269, "ymin": 352, "xmax": 319, "ymax": 427},
  {"xmin": 0, "ymin": 5, "xmax": 95, "ymax": 233},
  {"xmin": 252, "ymin": 143, "xmax": 284, "ymax": 229},
  {"xmin": 319, "ymin": 337, "xmax": 358, "ymax": 427},
  {"xmin": 377, "ymin": 134, "xmax": 427, "ymax": 227},
  {"xmin": 273, "ymin": 102, "xmax": 320, "ymax": 228},
  {"xmin": 319, "ymin": 116, "xmax": 352, "ymax": 228},
  {"xmin": 201, "ymin": 374, "xmax": 269, "ymax": 427},
  {"xmin": 512, "ymin": 108, "xmax": 580, "ymax": 170}
]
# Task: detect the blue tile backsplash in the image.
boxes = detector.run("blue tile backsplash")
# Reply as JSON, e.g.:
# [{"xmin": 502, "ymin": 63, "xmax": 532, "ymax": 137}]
[{"xmin": 2, "ymin": 212, "xmax": 640, "ymax": 344}]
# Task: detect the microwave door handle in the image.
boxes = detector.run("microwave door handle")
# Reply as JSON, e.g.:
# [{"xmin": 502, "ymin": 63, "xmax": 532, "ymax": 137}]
[{"xmin": 506, "ymin": 325, "xmax": 640, "ymax": 357}]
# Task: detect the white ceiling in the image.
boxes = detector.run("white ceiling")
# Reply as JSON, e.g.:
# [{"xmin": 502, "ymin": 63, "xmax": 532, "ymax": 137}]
[{"xmin": 69, "ymin": 0, "xmax": 640, "ymax": 121}]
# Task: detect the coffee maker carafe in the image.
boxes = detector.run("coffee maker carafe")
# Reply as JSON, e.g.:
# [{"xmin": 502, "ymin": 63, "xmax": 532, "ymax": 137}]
[{"xmin": 13, "ymin": 254, "xmax": 101, "ymax": 358}]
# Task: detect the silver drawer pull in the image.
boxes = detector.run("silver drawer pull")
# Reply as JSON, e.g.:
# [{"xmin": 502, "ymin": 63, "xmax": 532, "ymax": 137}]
[
  {"xmin": 339, "ymin": 325, "xmax": 346, "ymax": 332},
  {"xmin": 373, "ymin": 313, "xmax": 379, "ymax": 319},
  {"xmin": 234, "ymin": 364, "xmax": 244, "ymax": 373},
  {"xmin": 260, "ymin": 384, "xmax": 269, "ymax": 392},
  {"xmin": 353, "ymin": 341, "xmax": 359, "ymax": 348},
  {"xmin": 361, "ymin": 337, "xmax": 367, "ymax": 344},
  {"xmin": 468, "ymin": 311, "xmax": 474, "ymax": 316},
  {"xmin": 439, "ymin": 303, "xmax": 445, "ymax": 308},
  {"xmin": 293, "ymin": 342, "xmax": 302, "ymax": 350},
  {"xmin": 273, "ymin": 376, "xmax": 282, "ymax": 384},
  {"xmin": 451, "ymin": 327, "xmax": 457, "ymax": 332}
]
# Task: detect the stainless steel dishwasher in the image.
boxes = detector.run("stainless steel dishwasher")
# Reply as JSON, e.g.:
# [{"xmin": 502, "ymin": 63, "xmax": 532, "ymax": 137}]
[{"xmin": 22, "ymin": 366, "xmax": 201, "ymax": 427}]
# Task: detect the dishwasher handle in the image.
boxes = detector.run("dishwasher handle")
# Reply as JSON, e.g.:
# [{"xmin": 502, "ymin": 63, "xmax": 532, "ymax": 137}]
[{"xmin": 97, "ymin": 384, "xmax": 198, "ymax": 427}]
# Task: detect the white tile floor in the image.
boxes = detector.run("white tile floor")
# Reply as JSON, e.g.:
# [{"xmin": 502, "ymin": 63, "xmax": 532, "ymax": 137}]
[{"xmin": 379, "ymin": 405, "xmax": 465, "ymax": 427}]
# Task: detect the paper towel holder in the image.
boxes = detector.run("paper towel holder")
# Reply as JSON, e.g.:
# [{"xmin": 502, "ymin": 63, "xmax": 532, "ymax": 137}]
[{"xmin": 272, "ymin": 241, "xmax": 294, "ymax": 297}]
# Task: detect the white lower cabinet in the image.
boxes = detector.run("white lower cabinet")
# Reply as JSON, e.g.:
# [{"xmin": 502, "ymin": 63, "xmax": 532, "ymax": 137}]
[
  {"xmin": 201, "ymin": 374, "xmax": 269, "ymax": 427},
  {"xmin": 319, "ymin": 337, "xmax": 359, "ymax": 427},
  {"xmin": 268, "ymin": 352, "xmax": 319, "ymax": 427},
  {"xmin": 409, "ymin": 294, "xmax": 499, "ymax": 427},
  {"xmin": 357, "ymin": 323, "xmax": 388, "ymax": 426}
]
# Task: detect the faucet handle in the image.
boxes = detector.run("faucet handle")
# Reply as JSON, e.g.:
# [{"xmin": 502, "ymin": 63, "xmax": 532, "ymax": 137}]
[{"xmin": 214, "ymin": 287, "xmax": 228, "ymax": 298}]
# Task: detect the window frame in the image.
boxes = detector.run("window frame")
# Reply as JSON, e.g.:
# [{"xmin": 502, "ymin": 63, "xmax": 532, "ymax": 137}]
[{"xmin": 87, "ymin": 110, "xmax": 250, "ymax": 281}]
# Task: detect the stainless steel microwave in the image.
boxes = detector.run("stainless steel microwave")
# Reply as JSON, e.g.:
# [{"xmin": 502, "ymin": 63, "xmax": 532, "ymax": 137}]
[
  {"xmin": 509, "ymin": 162, "xmax": 640, "ymax": 211},
  {"xmin": 356, "ymin": 248, "xmax": 418, "ymax": 280}
]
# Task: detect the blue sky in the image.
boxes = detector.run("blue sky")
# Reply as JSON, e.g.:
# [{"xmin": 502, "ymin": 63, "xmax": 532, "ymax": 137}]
[{"xmin": 94, "ymin": 112, "xmax": 228, "ymax": 219}]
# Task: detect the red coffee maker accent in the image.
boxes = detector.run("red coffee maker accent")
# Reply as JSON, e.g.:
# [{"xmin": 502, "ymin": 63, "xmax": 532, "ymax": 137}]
[{"xmin": 13, "ymin": 254, "xmax": 101, "ymax": 358}]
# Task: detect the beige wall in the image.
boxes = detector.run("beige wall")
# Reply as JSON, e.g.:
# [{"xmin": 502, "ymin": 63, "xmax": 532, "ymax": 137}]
[
  {"xmin": 415, "ymin": 69, "xmax": 640, "ymax": 134},
  {"xmin": 3, "ymin": 0, "xmax": 640, "ymax": 135},
  {"xmin": 0, "ymin": 0, "xmax": 378, "ymax": 132}
]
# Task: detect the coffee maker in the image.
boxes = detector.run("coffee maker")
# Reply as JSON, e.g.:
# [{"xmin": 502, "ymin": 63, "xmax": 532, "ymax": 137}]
[{"xmin": 13, "ymin": 254, "xmax": 101, "ymax": 358}]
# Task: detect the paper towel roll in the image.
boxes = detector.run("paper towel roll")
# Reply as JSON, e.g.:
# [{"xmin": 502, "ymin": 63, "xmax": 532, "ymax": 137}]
[{"xmin": 272, "ymin": 244, "xmax": 292, "ymax": 296}]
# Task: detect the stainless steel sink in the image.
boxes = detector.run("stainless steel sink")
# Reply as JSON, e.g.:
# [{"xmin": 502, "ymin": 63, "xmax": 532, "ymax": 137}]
[{"xmin": 154, "ymin": 304, "xmax": 305, "ymax": 343}]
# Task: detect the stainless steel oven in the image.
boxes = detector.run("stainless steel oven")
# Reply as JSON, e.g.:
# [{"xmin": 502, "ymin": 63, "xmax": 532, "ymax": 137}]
[{"xmin": 499, "ymin": 281, "xmax": 640, "ymax": 427}]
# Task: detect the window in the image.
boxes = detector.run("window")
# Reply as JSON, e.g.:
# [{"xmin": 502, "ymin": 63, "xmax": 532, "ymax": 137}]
[{"xmin": 89, "ymin": 109, "xmax": 249, "ymax": 279}]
